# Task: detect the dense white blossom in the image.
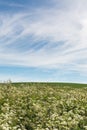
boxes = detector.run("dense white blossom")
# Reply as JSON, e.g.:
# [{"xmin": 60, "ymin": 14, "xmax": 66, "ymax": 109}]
[{"xmin": 0, "ymin": 83, "xmax": 87, "ymax": 130}]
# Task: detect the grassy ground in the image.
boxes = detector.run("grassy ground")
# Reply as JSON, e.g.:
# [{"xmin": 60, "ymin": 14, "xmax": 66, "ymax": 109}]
[{"xmin": 0, "ymin": 82, "xmax": 87, "ymax": 130}]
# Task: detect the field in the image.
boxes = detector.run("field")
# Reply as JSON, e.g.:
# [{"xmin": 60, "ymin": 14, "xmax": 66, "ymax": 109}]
[{"xmin": 0, "ymin": 82, "xmax": 87, "ymax": 130}]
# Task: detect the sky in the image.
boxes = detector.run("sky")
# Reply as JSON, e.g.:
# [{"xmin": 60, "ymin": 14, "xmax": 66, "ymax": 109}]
[{"xmin": 0, "ymin": 0, "xmax": 87, "ymax": 83}]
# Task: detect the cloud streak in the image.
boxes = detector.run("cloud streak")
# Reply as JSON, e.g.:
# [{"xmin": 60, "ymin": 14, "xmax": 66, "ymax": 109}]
[{"xmin": 0, "ymin": 0, "xmax": 87, "ymax": 79}]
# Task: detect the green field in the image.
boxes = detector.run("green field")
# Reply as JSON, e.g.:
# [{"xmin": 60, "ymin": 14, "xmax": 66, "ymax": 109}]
[{"xmin": 0, "ymin": 82, "xmax": 87, "ymax": 130}]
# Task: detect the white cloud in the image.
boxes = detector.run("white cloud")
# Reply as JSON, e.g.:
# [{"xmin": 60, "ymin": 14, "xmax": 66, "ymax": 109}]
[{"xmin": 0, "ymin": 0, "xmax": 87, "ymax": 75}]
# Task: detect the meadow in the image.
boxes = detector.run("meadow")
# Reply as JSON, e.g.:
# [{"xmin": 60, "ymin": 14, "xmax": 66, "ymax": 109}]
[{"xmin": 0, "ymin": 82, "xmax": 87, "ymax": 130}]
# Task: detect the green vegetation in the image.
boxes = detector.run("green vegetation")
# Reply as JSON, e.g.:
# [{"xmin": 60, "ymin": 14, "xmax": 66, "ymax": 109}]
[{"xmin": 0, "ymin": 82, "xmax": 87, "ymax": 130}]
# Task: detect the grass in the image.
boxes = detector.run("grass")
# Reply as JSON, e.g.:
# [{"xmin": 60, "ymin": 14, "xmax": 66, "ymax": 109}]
[
  {"xmin": 0, "ymin": 82, "xmax": 87, "ymax": 130},
  {"xmin": 11, "ymin": 82, "xmax": 87, "ymax": 88}
]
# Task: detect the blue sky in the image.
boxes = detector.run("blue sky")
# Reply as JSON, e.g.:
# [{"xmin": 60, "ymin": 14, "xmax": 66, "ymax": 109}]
[{"xmin": 0, "ymin": 0, "xmax": 87, "ymax": 83}]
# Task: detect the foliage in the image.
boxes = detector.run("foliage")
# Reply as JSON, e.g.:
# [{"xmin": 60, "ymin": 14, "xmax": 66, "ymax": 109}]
[{"xmin": 0, "ymin": 83, "xmax": 87, "ymax": 130}]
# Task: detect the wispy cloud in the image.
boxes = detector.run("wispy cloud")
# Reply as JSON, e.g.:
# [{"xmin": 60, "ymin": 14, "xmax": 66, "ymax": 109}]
[{"xmin": 0, "ymin": 0, "xmax": 87, "ymax": 81}]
